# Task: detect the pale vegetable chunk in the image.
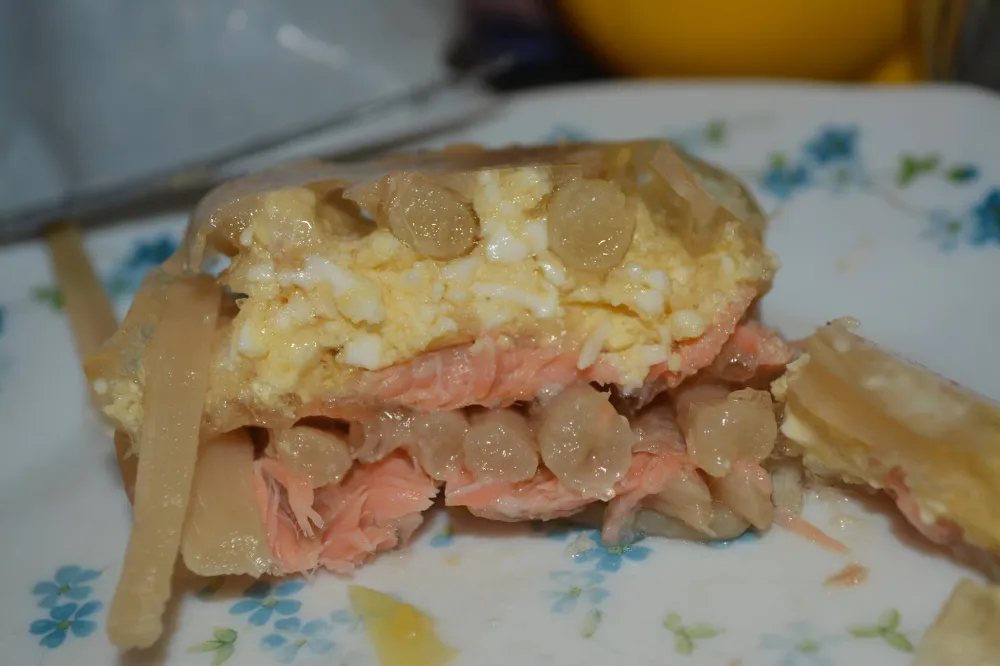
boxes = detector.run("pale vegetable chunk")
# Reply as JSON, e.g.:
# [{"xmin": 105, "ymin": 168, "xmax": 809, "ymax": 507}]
[
  {"xmin": 274, "ymin": 424, "xmax": 353, "ymax": 488},
  {"xmin": 463, "ymin": 409, "xmax": 538, "ymax": 482},
  {"xmin": 914, "ymin": 579, "xmax": 1000, "ymax": 666},
  {"xmin": 414, "ymin": 410, "xmax": 469, "ymax": 481},
  {"xmin": 779, "ymin": 319, "xmax": 1000, "ymax": 555},
  {"xmin": 630, "ymin": 399, "xmax": 684, "ymax": 455},
  {"xmin": 537, "ymin": 384, "xmax": 634, "ymax": 499},
  {"xmin": 705, "ymin": 503, "xmax": 754, "ymax": 540},
  {"xmin": 181, "ymin": 429, "xmax": 276, "ymax": 576},
  {"xmin": 107, "ymin": 275, "xmax": 220, "ymax": 649},
  {"xmin": 677, "ymin": 385, "xmax": 777, "ymax": 477},
  {"xmin": 709, "ymin": 460, "xmax": 773, "ymax": 530},
  {"xmin": 645, "ymin": 466, "xmax": 714, "ymax": 534},
  {"xmin": 349, "ymin": 410, "xmax": 413, "ymax": 463},
  {"xmin": 347, "ymin": 172, "xmax": 479, "ymax": 260},
  {"xmin": 635, "ymin": 501, "xmax": 750, "ymax": 541},
  {"xmin": 547, "ymin": 178, "xmax": 635, "ymax": 272}
]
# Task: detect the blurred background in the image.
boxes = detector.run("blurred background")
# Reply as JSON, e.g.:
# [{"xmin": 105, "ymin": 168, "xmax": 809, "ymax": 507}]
[{"xmin": 1, "ymin": 0, "xmax": 997, "ymax": 242}]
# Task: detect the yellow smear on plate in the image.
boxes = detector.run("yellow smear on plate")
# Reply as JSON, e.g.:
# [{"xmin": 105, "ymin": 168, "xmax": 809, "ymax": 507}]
[{"xmin": 348, "ymin": 585, "xmax": 458, "ymax": 666}]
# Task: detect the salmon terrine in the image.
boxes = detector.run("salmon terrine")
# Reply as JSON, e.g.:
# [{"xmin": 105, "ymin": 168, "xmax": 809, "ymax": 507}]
[{"xmin": 86, "ymin": 140, "xmax": 801, "ymax": 648}]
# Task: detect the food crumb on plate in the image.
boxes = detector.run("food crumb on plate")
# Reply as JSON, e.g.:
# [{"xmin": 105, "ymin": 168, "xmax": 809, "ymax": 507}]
[
  {"xmin": 825, "ymin": 562, "xmax": 869, "ymax": 588},
  {"xmin": 348, "ymin": 585, "xmax": 458, "ymax": 666}
]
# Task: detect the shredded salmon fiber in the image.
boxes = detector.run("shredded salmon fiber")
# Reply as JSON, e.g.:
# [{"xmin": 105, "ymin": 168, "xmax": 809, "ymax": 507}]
[{"xmin": 773, "ymin": 508, "xmax": 849, "ymax": 554}]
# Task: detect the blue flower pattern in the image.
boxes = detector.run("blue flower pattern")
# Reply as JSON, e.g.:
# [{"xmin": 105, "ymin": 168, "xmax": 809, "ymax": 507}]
[
  {"xmin": 803, "ymin": 127, "xmax": 858, "ymax": 165},
  {"xmin": 32, "ymin": 565, "xmax": 102, "ymax": 608},
  {"xmin": 758, "ymin": 126, "xmax": 871, "ymax": 200},
  {"xmin": 546, "ymin": 571, "xmax": 610, "ymax": 614},
  {"xmin": 572, "ymin": 531, "xmax": 652, "ymax": 573},
  {"xmin": 187, "ymin": 578, "xmax": 362, "ymax": 666},
  {"xmin": 30, "ymin": 601, "xmax": 102, "ymax": 648},
  {"xmin": 761, "ymin": 157, "xmax": 811, "ymax": 199},
  {"xmin": 230, "ymin": 579, "xmax": 305, "ymax": 627},
  {"xmin": 261, "ymin": 617, "xmax": 335, "ymax": 664},
  {"xmin": 28, "ymin": 566, "xmax": 104, "ymax": 649}
]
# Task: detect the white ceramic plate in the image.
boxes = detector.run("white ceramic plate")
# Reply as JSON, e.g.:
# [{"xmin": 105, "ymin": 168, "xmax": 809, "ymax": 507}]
[{"xmin": 1, "ymin": 82, "xmax": 999, "ymax": 666}]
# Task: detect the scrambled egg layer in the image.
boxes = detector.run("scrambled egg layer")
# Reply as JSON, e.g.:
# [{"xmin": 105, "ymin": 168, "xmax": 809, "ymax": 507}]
[
  {"xmin": 205, "ymin": 165, "xmax": 773, "ymax": 409},
  {"xmin": 97, "ymin": 163, "xmax": 774, "ymax": 433}
]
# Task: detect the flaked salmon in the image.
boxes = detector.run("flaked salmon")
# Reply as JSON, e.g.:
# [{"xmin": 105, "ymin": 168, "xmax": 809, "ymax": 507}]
[
  {"xmin": 365, "ymin": 338, "xmax": 579, "ymax": 411},
  {"xmin": 444, "ymin": 469, "xmax": 593, "ymax": 522},
  {"xmin": 256, "ymin": 452, "xmax": 439, "ymax": 574},
  {"xmin": 707, "ymin": 319, "xmax": 794, "ymax": 383},
  {"xmin": 602, "ymin": 452, "xmax": 691, "ymax": 545}
]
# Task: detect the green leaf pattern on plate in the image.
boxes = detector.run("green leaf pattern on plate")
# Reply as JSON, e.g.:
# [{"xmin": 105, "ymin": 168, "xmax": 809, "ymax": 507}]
[
  {"xmin": 31, "ymin": 286, "xmax": 64, "ymax": 312},
  {"xmin": 663, "ymin": 612, "xmax": 723, "ymax": 655},
  {"xmin": 897, "ymin": 153, "xmax": 940, "ymax": 186},
  {"xmin": 848, "ymin": 608, "xmax": 915, "ymax": 653},
  {"xmin": 896, "ymin": 152, "xmax": 980, "ymax": 188},
  {"xmin": 580, "ymin": 609, "xmax": 602, "ymax": 639},
  {"xmin": 188, "ymin": 627, "xmax": 238, "ymax": 666}
]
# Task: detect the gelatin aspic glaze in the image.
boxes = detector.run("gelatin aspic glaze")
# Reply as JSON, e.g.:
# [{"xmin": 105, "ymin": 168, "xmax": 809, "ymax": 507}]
[{"xmin": 84, "ymin": 140, "xmax": 1000, "ymax": 660}]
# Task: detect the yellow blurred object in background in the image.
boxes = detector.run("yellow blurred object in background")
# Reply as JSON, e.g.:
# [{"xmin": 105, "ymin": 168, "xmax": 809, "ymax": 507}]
[
  {"xmin": 560, "ymin": 0, "xmax": 916, "ymax": 81},
  {"xmin": 867, "ymin": 47, "xmax": 921, "ymax": 83}
]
